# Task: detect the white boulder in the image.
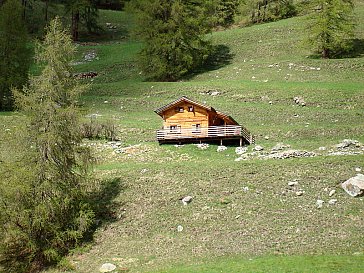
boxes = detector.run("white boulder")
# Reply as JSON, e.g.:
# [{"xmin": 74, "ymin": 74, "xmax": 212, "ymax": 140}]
[{"xmin": 342, "ymin": 174, "xmax": 364, "ymax": 197}]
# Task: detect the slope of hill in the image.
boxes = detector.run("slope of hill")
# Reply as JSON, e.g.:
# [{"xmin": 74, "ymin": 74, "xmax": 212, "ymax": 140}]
[{"xmin": 1, "ymin": 3, "xmax": 363, "ymax": 273}]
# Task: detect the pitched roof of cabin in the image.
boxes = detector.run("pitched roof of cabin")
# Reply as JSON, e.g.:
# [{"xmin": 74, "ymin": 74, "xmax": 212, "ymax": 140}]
[
  {"xmin": 155, "ymin": 96, "xmax": 239, "ymax": 125},
  {"xmin": 216, "ymin": 111, "xmax": 239, "ymax": 125}
]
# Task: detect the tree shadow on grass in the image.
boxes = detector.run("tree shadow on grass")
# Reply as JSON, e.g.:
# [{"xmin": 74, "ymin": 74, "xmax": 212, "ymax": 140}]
[
  {"xmin": 185, "ymin": 44, "xmax": 234, "ymax": 79},
  {"xmin": 85, "ymin": 177, "xmax": 127, "ymax": 239},
  {"xmin": 344, "ymin": 39, "xmax": 364, "ymax": 58},
  {"xmin": 78, "ymin": 25, "xmax": 130, "ymax": 43},
  {"xmin": 307, "ymin": 39, "xmax": 364, "ymax": 59}
]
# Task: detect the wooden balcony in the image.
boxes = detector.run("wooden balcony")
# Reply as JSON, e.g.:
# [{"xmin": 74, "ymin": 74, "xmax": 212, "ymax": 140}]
[{"xmin": 156, "ymin": 125, "xmax": 254, "ymax": 145}]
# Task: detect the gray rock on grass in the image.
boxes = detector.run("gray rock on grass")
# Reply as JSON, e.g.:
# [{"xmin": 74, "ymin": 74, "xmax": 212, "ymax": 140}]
[
  {"xmin": 217, "ymin": 145, "xmax": 227, "ymax": 152},
  {"xmin": 196, "ymin": 143, "xmax": 209, "ymax": 150},
  {"xmin": 328, "ymin": 189, "xmax": 336, "ymax": 197},
  {"xmin": 336, "ymin": 139, "xmax": 361, "ymax": 149},
  {"xmin": 253, "ymin": 145, "xmax": 264, "ymax": 151},
  {"xmin": 235, "ymin": 146, "xmax": 248, "ymax": 155},
  {"xmin": 316, "ymin": 200, "xmax": 324, "ymax": 209},
  {"xmin": 271, "ymin": 142, "xmax": 291, "ymax": 152},
  {"xmin": 295, "ymin": 191, "xmax": 303, "ymax": 196},
  {"xmin": 99, "ymin": 263, "xmax": 116, "ymax": 272},
  {"xmin": 181, "ymin": 196, "xmax": 193, "ymax": 205},
  {"xmin": 288, "ymin": 180, "xmax": 298, "ymax": 187},
  {"xmin": 293, "ymin": 96, "xmax": 306, "ymax": 106},
  {"xmin": 342, "ymin": 174, "xmax": 364, "ymax": 197}
]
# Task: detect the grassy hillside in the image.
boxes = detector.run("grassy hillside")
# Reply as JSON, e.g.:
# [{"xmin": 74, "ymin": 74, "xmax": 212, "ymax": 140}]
[{"xmin": 1, "ymin": 2, "xmax": 364, "ymax": 273}]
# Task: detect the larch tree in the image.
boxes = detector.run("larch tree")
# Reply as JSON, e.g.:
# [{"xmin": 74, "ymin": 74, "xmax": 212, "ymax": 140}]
[
  {"xmin": 0, "ymin": 17, "xmax": 94, "ymax": 272},
  {"xmin": 0, "ymin": 0, "xmax": 31, "ymax": 111},
  {"xmin": 306, "ymin": 0, "xmax": 355, "ymax": 58},
  {"xmin": 129, "ymin": 0, "xmax": 214, "ymax": 81}
]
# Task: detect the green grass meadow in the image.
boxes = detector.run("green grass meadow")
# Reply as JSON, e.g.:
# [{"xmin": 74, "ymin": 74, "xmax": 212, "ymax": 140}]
[{"xmin": 1, "ymin": 2, "xmax": 364, "ymax": 273}]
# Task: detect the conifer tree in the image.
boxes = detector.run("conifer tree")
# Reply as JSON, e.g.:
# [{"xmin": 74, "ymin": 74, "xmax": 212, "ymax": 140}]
[
  {"xmin": 306, "ymin": 0, "xmax": 355, "ymax": 58},
  {"xmin": 247, "ymin": 0, "xmax": 296, "ymax": 24},
  {"xmin": 214, "ymin": 0, "xmax": 241, "ymax": 27},
  {"xmin": 0, "ymin": 0, "xmax": 31, "ymax": 111},
  {"xmin": 63, "ymin": 0, "xmax": 99, "ymax": 41},
  {"xmin": 0, "ymin": 18, "xmax": 94, "ymax": 272},
  {"xmin": 129, "ymin": 0, "xmax": 214, "ymax": 81}
]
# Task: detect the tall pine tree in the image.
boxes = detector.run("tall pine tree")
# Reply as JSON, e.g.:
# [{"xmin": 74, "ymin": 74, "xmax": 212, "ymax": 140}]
[
  {"xmin": 0, "ymin": 0, "xmax": 31, "ymax": 111},
  {"xmin": 129, "ymin": 0, "xmax": 214, "ymax": 81},
  {"xmin": 0, "ymin": 18, "xmax": 94, "ymax": 272}
]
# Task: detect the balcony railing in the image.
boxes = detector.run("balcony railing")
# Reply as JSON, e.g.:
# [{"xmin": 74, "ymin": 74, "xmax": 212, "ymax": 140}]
[{"xmin": 156, "ymin": 125, "xmax": 254, "ymax": 143}]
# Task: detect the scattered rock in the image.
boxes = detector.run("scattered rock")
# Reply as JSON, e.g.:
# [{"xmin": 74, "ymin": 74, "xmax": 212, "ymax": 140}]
[
  {"xmin": 341, "ymin": 174, "xmax": 364, "ymax": 197},
  {"xmin": 99, "ymin": 263, "xmax": 116, "ymax": 272},
  {"xmin": 174, "ymin": 144, "xmax": 184, "ymax": 148},
  {"xmin": 181, "ymin": 196, "xmax": 193, "ymax": 205},
  {"xmin": 74, "ymin": 71, "xmax": 98, "ymax": 79},
  {"xmin": 235, "ymin": 146, "xmax": 248, "ymax": 155},
  {"xmin": 108, "ymin": 141, "xmax": 122, "ymax": 149},
  {"xmin": 200, "ymin": 89, "xmax": 221, "ymax": 96},
  {"xmin": 235, "ymin": 154, "xmax": 248, "ymax": 161},
  {"xmin": 328, "ymin": 189, "xmax": 336, "ymax": 197},
  {"xmin": 105, "ymin": 23, "xmax": 117, "ymax": 30},
  {"xmin": 217, "ymin": 145, "xmax": 227, "ymax": 152},
  {"xmin": 84, "ymin": 51, "xmax": 98, "ymax": 62},
  {"xmin": 242, "ymin": 186, "xmax": 249, "ymax": 192},
  {"xmin": 293, "ymin": 96, "xmax": 306, "ymax": 106},
  {"xmin": 261, "ymin": 149, "xmax": 316, "ymax": 160},
  {"xmin": 328, "ymin": 199, "xmax": 337, "ymax": 205},
  {"xmin": 114, "ymin": 144, "xmax": 142, "ymax": 155},
  {"xmin": 253, "ymin": 145, "xmax": 264, "ymax": 151},
  {"xmin": 336, "ymin": 139, "xmax": 361, "ymax": 149},
  {"xmin": 271, "ymin": 142, "xmax": 291, "ymax": 152},
  {"xmin": 288, "ymin": 180, "xmax": 298, "ymax": 187},
  {"xmin": 210, "ymin": 91, "xmax": 220, "ymax": 96},
  {"xmin": 316, "ymin": 200, "xmax": 324, "ymax": 209},
  {"xmin": 328, "ymin": 150, "xmax": 363, "ymax": 156},
  {"xmin": 295, "ymin": 191, "xmax": 303, "ymax": 196},
  {"xmin": 86, "ymin": 113, "xmax": 102, "ymax": 119},
  {"xmin": 196, "ymin": 143, "xmax": 209, "ymax": 150},
  {"xmin": 264, "ymin": 136, "xmax": 269, "ymax": 140},
  {"xmin": 355, "ymin": 167, "xmax": 362, "ymax": 172},
  {"xmin": 318, "ymin": 146, "xmax": 326, "ymax": 151},
  {"xmin": 177, "ymin": 225, "xmax": 183, "ymax": 232}
]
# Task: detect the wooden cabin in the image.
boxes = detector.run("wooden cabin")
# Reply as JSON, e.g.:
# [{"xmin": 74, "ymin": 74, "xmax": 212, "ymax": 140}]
[{"xmin": 155, "ymin": 96, "xmax": 254, "ymax": 145}]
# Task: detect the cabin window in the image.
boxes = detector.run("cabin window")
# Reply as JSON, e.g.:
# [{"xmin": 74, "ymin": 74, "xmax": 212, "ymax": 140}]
[
  {"xmin": 188, "ymin": 106, "xmax": 194, "ymax": 112},
  {"xmin": 170, "ymin": 125, "xmax": 181, "ymax": 133},
  {"xmin": 192, "ymin": 124, "xmax": 201, "ymax": 133},
  {"xmin": 175, "ymin": 107, "xmax": 184, "ymax": 113}
]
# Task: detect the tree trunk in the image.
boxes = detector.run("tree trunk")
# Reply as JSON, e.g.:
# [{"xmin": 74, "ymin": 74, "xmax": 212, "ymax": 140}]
[
  {"xmin": 21, "ymin": 0, "xmax": 27, "ymax": 20},
  {"xmin": 322, "ymin": 48, "xmax": 329, "ymax": 58},
  {"xmin": 71, "ymin": 10, "xmax": 80, "ymax": 41},
  {"xmin": 45, "ymin": 0, "xmax": 49, "ymax": 22}
]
